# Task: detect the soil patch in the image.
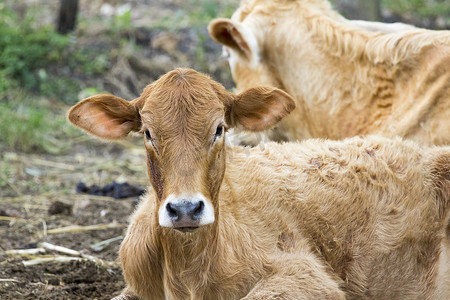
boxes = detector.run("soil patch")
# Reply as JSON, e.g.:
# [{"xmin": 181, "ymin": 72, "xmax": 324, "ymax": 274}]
[{"xmin": 1, "ymin": 137, "xmax": 145, "ymax": 299}]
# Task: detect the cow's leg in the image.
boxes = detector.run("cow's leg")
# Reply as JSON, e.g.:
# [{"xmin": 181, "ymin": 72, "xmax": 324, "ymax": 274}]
[
  {"xmin": 117, "ymin": 210, "xmax": 164, "ymax": 299},
  {"xmin": 243, "ymin": 252, "xmax": 345, "ymax": 300},
  {"xmin": 111, "ymin": 288, "xmax": 140, "ymax": 300}
]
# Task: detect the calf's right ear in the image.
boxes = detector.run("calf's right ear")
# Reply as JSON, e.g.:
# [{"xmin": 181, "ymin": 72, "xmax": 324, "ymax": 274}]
[
  {"xmin": 67, "ymin": 95, "xmax": 141, "ymax": 140},
  {"xmin": 226, "ymin": 87, "xmax": 296, "ymax": 132}
]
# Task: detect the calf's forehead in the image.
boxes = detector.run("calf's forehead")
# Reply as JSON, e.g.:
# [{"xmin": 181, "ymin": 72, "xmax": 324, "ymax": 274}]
[{"xmin": 139, "ymin": 69, "xmax": 227, "ymax": 132}]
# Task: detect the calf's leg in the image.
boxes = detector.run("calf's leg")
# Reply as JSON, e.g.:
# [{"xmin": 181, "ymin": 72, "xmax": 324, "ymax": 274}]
[
  {"xmin": 243, "ymin": 252, "xmax": 345, "ymax": 300},
  {"xmin": 111, "ymin": 288, "xmax": 140, "ymax": 300}
]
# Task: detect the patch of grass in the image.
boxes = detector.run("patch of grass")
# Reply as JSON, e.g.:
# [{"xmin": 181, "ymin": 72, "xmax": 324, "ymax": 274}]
[
  {"xmin": 0, "ymin": 92, "xmax": 79, "ymax": 154},
  {"xmin": 67, "ymin": 49, "xmax": 111, "ymax": 77},
  {"xmin": 152, "ymin": 0, "xmax": 237, "ymax": 29},
  {"xmin": 195, "ymin": 32, "xmax": 209, "ymax": 70},
  {"xmin": 0, "ymin": 4, "xmax": 112, "ymax": 104},
  {"xmin": 382, "ymin": 0, "xmax": 450, "ymax": 18},
  {"xmin": 39, "ymin": 74, "xmax": 81, "ymax": 105},
  {"xmin": 0, "ymin": 158, "xmax": 10, "ymax": 189},
  {"xmin": 112, "ymin": 8, "xmax": 132, "ymax": 32},
  {"xmin": 0, "ymin": 5, "xmax": 69, "ymax": 94}
]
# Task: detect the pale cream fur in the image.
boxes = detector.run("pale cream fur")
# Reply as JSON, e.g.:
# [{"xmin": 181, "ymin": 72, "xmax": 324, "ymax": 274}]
[
  {"xmin": 349, "ymin": 20, "xmax": 416, "ymax": 33},
  {"xmin": 209, "ymin": 0, "xmax": 450, "ymax": 145}
]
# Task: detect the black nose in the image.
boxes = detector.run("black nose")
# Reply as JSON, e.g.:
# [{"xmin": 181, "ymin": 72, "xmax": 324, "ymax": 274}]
[{"xmin": 166, "ymin": 200, "xmax": 204, "ymax": 225}]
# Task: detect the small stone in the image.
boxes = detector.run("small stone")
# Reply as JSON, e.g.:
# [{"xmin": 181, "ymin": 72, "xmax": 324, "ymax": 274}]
[{"xmin": 48, "ymin": 201, "xmax": 73, "ymax": 216}]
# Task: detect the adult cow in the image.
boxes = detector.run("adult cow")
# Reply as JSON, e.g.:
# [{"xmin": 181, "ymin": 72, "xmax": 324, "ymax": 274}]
[
  {"xmin": 68, "ymin": 68, "xmax": 450, "ymax": 299},
  {"xmin": 208, "ymin": 0, "xmax": 450, "ymax": 145}
]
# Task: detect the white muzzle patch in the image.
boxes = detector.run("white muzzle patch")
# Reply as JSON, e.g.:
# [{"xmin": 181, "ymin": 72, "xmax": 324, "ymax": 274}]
[{"xmin": 158, "ymin": 193, "xmax": 215, "ymax": 228}]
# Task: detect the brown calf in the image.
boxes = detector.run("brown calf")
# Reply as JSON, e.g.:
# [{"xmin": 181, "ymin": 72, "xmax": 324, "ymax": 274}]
[
  {"xmin": 209, "ymin": 0, "xmax": 450, "ymax": 145},
  {"xmin": 68, "ymin": 69, "xmax": 450, "ymax": 299}
]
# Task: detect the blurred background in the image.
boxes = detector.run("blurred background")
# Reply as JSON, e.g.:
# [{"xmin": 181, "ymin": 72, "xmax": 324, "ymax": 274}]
[
  {"xmin": 0, "ymin": 0, "xmax": 448, "ymax": 298},
  {"xmin": 0, "ymin": 0, "xmax": 449, "ymax": 160}
]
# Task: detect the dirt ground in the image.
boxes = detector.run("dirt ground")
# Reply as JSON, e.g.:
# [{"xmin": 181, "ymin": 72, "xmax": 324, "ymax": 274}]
[{"xmin": 0, "ymin": 138, "xmax": 148, "ymax": 299}]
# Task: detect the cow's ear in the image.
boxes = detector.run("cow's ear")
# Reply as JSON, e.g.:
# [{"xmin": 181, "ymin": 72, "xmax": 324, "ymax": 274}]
[
  {"xmin": 68, "ymin": 94, "xmax": 142, "ymax": 140},
  {"xmin": 226, "ymin": 87, "xmax": 296, "ymax": 132},
  {"xmin": 208, "ymin": 18, "xmax": 258, "ymax": 61}
]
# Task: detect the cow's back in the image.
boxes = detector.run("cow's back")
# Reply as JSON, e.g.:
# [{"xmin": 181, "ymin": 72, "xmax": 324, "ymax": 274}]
[
  {"xmin": 212, "ymin": 0, "xmax": 450, "ymax": 145},
  {"xmin": 225, "ymin": 136, "xmax": 450, "ymax": 298}
]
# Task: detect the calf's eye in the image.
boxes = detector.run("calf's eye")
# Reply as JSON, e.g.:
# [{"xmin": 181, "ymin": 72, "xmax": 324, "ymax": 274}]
[
  {"xmin": 145, "ymin": 130, "xmax": 152, "ymax": 140},
  {"xmin": 212, "ymin": 125, "xmax": 224, "ymax": 145},
  {"xmin": 215, "ymin": 125, "xmax": 224, "ymax": 136}
]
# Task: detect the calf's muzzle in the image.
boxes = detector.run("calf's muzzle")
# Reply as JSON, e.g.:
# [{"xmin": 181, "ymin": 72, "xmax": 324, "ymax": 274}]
[
  {"xmin": 167, "ymin": 200, "xmax": 204, "ymax": 225},
  {"xmin": 159, "ymin": 194, "xmax": 215, "ymax": 232}
]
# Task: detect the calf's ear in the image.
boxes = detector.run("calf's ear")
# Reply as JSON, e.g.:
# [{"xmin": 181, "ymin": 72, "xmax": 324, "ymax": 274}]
[
  {"xmin": 67, "ymin": 94, "xmax": 141, "ymax": 140},
  {"xmin": 226, "ymin": 87, "xmax": 296, "ymax": 132},
  {"xmin": 208, "ymin": 18, "xmax": 258, "ymax": 61}
]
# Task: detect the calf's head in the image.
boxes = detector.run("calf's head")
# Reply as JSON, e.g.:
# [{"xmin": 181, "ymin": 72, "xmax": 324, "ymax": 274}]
[{"xmin": 68, "ymin": 69, "xmax": 294, "ymax": 232}]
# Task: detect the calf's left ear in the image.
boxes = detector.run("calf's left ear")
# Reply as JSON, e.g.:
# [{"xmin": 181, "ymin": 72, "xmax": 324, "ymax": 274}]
[
  {"xmin": 226, "ymin": 87, "xmax": 296, "ymax": 132},
  {"xmin": 68, "ymin": 95, "xmax": 141, "ymax": 140}
]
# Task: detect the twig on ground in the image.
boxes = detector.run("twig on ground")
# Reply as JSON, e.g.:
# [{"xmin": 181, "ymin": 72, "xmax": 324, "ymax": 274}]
[
  {"xmin": 70, "ymin": 194, "xmax": 121, "ymax": 202},
  {"xmin": 42, "ymin": 220, "xmax": 47, "ymax": 237},
  {"xmin": 90, "ymin": 235, "xmax": 124, "ymax": 252},
  {"xmin": 1, "ymin": 248, "xmax": 46, "ymax": 255},
  {"xmin": 4, "ymin": 242, "xmax": 119, "ymax": 267},
  {"xmin": 39, "ymin": 242, "xmax": 79, "ymax": 256},
  {"xmin": 0, "ymin": 196, "xmax": 31, "ymax": 203},
  {"xmin": 0, "ymin": 172, "xmax": 22, "ymax": 197},
  {"xmin": 23, "ymin": 256, "xmax": 81, "ymax": 266},
  {"xmin": 29, "ymin": 157, "xmax": 76, "ymax": 171},
  {"xmin": 0, "ymin": 216, "xmax": 28, "ymax": 223},
  {"xmin": 0, "ymin": 279, "xmax": 20, "ymax": 283},
  {"xmin": 22, "ymin": 254, "xmax": 119, "ymax": 267},
  {"xmin": 22, "ymin": 204, "xmax": 48, "ymax": 210},
  {"xmin": 0, "ymin": 194, "xmax": 40, "ymax": 203},
  {"xmin": 39, "ymin": 242, "xmax": 118, "ymax": 266},
  {"xmin": 0, "ymin": 191, "xmax": 64, "ymax": 204},
  {"xmin": 46, "ymin": 222, "xmax": 125, "ymax": 234}
]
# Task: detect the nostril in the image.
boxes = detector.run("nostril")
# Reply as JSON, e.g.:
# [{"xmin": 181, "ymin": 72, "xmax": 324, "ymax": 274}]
[
  {"xmin": 165, "ymin": 199, "xmax": 205, "ymax": 224},
  {"xmin": 166, "ymin": 203, "xmax": 178, "ymax": 220},
  {"xmin": 192, "ymin": 201, "xmax": 204, "ymax": 218}
]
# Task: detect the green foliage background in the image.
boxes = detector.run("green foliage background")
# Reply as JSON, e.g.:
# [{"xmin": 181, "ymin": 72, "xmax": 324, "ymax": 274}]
[
  {"xmin": 382, "ymin": 0, "xmax": 450, "ymax": 18},
  {"xmin": 0, "ymin": 6, "xmax": 68, "ymax": 94}
]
